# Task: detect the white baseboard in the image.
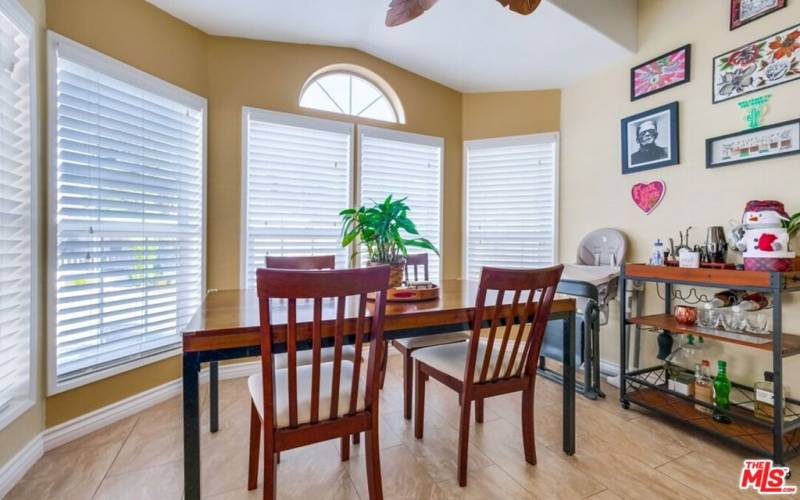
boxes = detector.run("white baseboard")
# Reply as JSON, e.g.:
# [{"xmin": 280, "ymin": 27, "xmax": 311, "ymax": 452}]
[
  {"xmin": 0, "ymin": 360, "xmax": 261, "ymax": 496},
  {"xmin": 43, "ymin": 378, "xmax": 183, "ymax": 452},
  {"xmin": 599, "ymin": 359, "xmax": 620, "ymax": 377},
  {"xmin": 0, "ymin": 434, "xmax": 43, "ymax": 498},
  {"xmin": 44, "ymin": 360, "xmax": 261, "ymax": 452}
]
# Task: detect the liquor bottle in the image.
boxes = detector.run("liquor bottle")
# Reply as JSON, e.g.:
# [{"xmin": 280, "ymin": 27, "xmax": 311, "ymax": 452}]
[
  {"xmin": 694, "ymin": 360, "xmax": 713, "ymax": 415},
  {"xmin": 754, "ymin": 371, "xmax": 786, "ymax": 422},
  {"xmin": 732, "ymin": 293, "xmax": 772, "ymax": 313},
  {"xmin": 704, "ymin": 290, "xmax": 746, "ymax": 309},
  {"xmin": 713, "ymin": 360, "xmax": 732, "ymax": 424}
]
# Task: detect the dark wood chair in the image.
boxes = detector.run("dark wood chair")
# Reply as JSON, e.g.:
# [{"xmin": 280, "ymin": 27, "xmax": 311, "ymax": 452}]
[
  {"xmin": 248, "ymin": 266, "xmax": 390, "ymax": 500},
  {"xmin": 264, "ymin": 255, "xmax": 356, "ymax": 370},
  {"xmin": 404, "ymin": 252, "xmax": 430, "ymax": 282},
  {"xmin": 386, "ymin": 253, "xmax": 469, "ymax": 420},
  {"xmin": 412, "ymin": 265, "xmax": 564, "ymax": 486},
  {"xmin": 207, "ymin": 254, "xmax": 347, "ymax": 433},
  {"xmin": 265, "ymin": 254, "xmax": 335, "ymax": 270}
]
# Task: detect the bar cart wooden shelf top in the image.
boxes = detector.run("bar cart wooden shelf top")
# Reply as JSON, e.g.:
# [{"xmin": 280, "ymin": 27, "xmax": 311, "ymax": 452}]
[{"xmin": 619, "ymin": 263, "xmax": 800, "ymax": 467}]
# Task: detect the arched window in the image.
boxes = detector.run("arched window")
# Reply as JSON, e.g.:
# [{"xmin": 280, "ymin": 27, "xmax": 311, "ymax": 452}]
[{"xmin": 299, "ymin": 64, "xmax": 405, "ymax": 124}]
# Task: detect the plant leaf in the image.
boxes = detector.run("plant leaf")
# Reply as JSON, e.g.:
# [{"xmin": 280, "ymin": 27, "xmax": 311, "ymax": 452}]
[{"xmin": 404, "ymin": 237, "xmax": 440, "ymax": 255}]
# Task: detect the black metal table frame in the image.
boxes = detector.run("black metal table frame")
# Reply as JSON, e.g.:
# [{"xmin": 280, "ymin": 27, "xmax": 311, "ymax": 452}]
[
  {"xmin": 183, "ymin": 311, "xmax": 576, "ymax": 500},
  {"xmin": 538, "ymin": 279, "xmax": 604, "ymax": 400},
  {"xmin": 619, "ymin": 268, "xmax": 794, "ymax": 466}
]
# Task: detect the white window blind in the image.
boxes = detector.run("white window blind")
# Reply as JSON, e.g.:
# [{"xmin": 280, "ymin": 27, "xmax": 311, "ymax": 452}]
[
  {"xmin": 464, "ymin": 134, "xmax": 558, "ymax": 281},
  {"xmin": 242, "ymin": 108, "xmax": 353, "ymax": 288},
  {"xmin": 359, "ymin": 126, "xmax": 442, "ymax": 281},
  {"xmin": 0, "ymin": 0, "xmax": 35, "ymax": 425},
  {"xmin": 50, "ymin": 33, "xmax": 206, "ymax": 391}
]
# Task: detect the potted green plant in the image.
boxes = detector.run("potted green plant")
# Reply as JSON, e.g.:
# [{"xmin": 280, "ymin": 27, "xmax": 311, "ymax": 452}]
[
  {"xmin": 340, "ymin": 195, "xmax": 439, "ymax": 288},
  {"xmin": 785, "ymin": 212, "xmax": 800, "ymax": 266},
  {"xmin": 784, "ymin": 211, "xmax": 800, "ymax": 240}
]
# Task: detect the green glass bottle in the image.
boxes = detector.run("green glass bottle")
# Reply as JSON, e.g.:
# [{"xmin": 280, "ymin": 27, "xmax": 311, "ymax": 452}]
[{"xmin": 713, "ymin": 360, "xmax": 732, "ymax": 424}]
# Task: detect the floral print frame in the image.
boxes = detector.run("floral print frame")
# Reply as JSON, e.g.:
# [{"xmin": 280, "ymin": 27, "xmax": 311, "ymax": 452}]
[
  {"xmin": 630, "ymin": 45, "xmax": 691, "ymax": 101},
  {"xmin": 713, "ymin": 23, "xmax": 800, "ymax": 103},
  {"xmin": 730, "ymin": 0, "xmax": 787, "ymax": 31}
]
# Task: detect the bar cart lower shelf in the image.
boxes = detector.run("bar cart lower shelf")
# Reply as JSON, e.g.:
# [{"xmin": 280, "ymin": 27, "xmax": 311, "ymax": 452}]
[
  {"xmin": 619, "ymin": 263, "xmax": 800, "ymax": 466},
  {"xmin": 623, "ymin": 365, "xmax": 800, "ymax": 462}
]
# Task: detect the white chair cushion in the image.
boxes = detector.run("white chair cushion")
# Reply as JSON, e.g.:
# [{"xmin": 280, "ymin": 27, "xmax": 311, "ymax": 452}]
[
  {"xmin": 392, "ymin": 332, "xmax": 470, "ymax": 350},
  {"xmin": 273, "ymin": 345, "xmax": 356, "ymax": 370},
  {"xmin": 411, "ymin": 341, "xmax": 526, "ymax": 383},
  {"xmin": 248, "ymin": 360, "xmax": 366, "ymax": 428}
]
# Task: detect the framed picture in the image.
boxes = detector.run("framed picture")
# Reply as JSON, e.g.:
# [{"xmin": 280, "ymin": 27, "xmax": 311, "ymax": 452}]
[
  {"xmin": 621, "ymin": 102, "xmax": 680, "ymax": 175},
  {"xmin": 706, "ymin": 118, "xmax": 800, "ymax": 168},
  {"xmin": 713, "ymin": 23, "xmax": 800, "ymax": 103},
  {"xmin": 731, "ymin": 0, "xmax": 787, "ymax": 30},
  {"xmin": 631, "ymin": 45, "xmax": 691, "ymax": 101}
]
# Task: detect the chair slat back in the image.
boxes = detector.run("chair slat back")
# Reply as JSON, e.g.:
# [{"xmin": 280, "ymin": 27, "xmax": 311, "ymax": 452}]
[
  {"xmin": 256, "ymin": 267, "xmax": 390, "ymax": 429},
  {"xmin": 404, "ymin": 253, "xmax": 429, "ymax": 282},
  {"xmin": 464, "ymin": 265, "xmax": 564, "ymax": 386},
  {"xmin": 265, "ymin": 254, "xmax": 335, "ymax": 270}
]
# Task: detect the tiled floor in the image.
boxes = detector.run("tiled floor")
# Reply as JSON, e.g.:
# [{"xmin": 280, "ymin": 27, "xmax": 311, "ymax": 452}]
[{"xmin": 8, "ymin": 355, "xmax": 798, "ymax": 499}]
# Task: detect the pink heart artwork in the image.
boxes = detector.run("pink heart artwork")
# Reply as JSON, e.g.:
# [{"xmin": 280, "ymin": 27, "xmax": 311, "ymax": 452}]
[{"xmin": 631, "ymin": 180, "xmax": 666, "ymax": 215}]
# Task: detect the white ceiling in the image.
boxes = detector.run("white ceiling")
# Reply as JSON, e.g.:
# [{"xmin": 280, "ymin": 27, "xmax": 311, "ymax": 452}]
[{"xmin": 147, "ymin": 0, "xmax": 636, "ymax": 92}]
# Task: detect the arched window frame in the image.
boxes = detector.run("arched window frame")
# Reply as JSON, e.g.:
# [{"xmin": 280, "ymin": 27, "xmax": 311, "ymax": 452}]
[{"xmin": 299, "ymin": 64, "xmax": 406, "ymax": 124}]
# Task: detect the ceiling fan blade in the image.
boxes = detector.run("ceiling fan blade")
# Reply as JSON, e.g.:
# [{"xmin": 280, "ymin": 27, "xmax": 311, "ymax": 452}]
[
  {"xmin": 386, "ymin": 0, "xmax": 439, "ymax": 27},
  {"xmin": 495, "ymin": 0, "xmax": 542, "ymax": 15}
]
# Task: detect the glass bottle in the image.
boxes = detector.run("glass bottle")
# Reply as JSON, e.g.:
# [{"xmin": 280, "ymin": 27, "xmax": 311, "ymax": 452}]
[
  {"xmin": 713, "ymin": 360, "xmax": 732, "ymax": 424},
  {"xmin": 704, "ymin": 290, "xmax": 746, "ymax": 309},
  {"xmin": 754, "ymin": 371, "xmax": 786, "ymax": 422},
  {"xmin": 665, "ymin": 336, "xmax": 694, "ymax": 379},
  {"xmin": 694, "ymin": 360, "xmax": 713, "ymax": 415},
  {"xmin": 650, "ymin": 239, "xmax": 665, "ymax": 266},
  {"xmin": 732, "ymin": 293, "xmax": 772, "ymax": 313}
]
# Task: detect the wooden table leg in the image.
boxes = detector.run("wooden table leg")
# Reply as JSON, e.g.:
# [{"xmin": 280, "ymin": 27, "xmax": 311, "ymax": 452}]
[
  {"xmin": 562, "ymin": 311, "xmax": 576, "ymax": 455},
  {"xmin": 183, "ymin": 351, "xmax": 201, "ymax": 500}
]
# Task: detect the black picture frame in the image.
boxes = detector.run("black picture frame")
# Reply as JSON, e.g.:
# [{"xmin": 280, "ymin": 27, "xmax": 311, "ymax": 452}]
[
  {"xmin": 630, "ymin": 45, "xmax": 691, "ymax": 101},
  {"xmin": 730, "ymin": 0, "xmax": 787, "ymax": 31},
  {"xmin": 712, "ymin": 23, "xmax": 800, "ymax": 104},
  {"xmin": 621, "ymin": 102, "xmax": 680, "ymax": 175},
  {"xmin": 706, "ymin": 118, "xmax": 800, "ymax": 168}
]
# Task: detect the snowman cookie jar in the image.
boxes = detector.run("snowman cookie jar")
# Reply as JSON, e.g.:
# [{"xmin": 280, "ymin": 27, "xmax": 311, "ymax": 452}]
[{"xmin": 732, "ymin": 200, "xmax": 795, "ymax": 271}]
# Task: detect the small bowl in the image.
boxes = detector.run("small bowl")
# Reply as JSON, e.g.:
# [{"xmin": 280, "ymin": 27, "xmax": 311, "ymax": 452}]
[{"xmin": 674, "ymin": 305, "xmax": 698, "ymax": 325}]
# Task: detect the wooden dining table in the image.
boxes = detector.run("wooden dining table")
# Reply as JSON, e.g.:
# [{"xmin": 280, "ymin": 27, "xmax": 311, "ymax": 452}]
[{"xmin": 181, "ymin": 279, "xmax": 577, "ymax": 500}]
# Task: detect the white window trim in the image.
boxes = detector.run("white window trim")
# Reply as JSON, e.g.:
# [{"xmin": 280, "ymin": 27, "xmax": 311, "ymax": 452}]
[
  {"xmin": 357, "ymin": 125, "xmax": 445, "ymax": 275},
  {"xmin": 299, "ymin": 63, "xmax": 406, "ymax": 124},
  {"xmin": 462, "ymin": 132, "xmax": 560, "ymax": 279},
  {"xmin": 46, "ymin": 31, "xmax": 208, "ymax": 395},
  {"xmin": 0, "ymin": 0, "xmax": 39, "ymax": 432},
  {"xmin": 240, "ymin": 107, "xmax": 355, "ymax": 288}
]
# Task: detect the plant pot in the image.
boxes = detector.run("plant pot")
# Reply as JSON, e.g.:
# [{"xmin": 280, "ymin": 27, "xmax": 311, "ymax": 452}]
[{"xmin": 369, "ymin": 260, "xmax": 405, "ymax": 288}]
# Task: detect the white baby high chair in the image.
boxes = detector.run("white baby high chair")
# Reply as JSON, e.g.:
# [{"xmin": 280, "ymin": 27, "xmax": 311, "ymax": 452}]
[{"xmin": 539, "ymin": 228, "xmax": 627, "ymax": 399}]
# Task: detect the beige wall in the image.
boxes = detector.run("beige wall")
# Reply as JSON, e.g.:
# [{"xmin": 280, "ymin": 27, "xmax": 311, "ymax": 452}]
[
  {"xmin": 0, "ymin": 0, "xmax": 46, "ymax": 468},
  {"xmin": 560, "ymin": 0, "xmax": 800, "ymax": 388},
  {"xmin": 46, "ymin": 0, "xmax": 207, "ymax": 96},
  {"xmin": 42, "ymin": 0, "xmax": 462, "ymax": 427},
  {"xmin": 462, "ymin": 90, "xmax": 561, "ymax": 141}
]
